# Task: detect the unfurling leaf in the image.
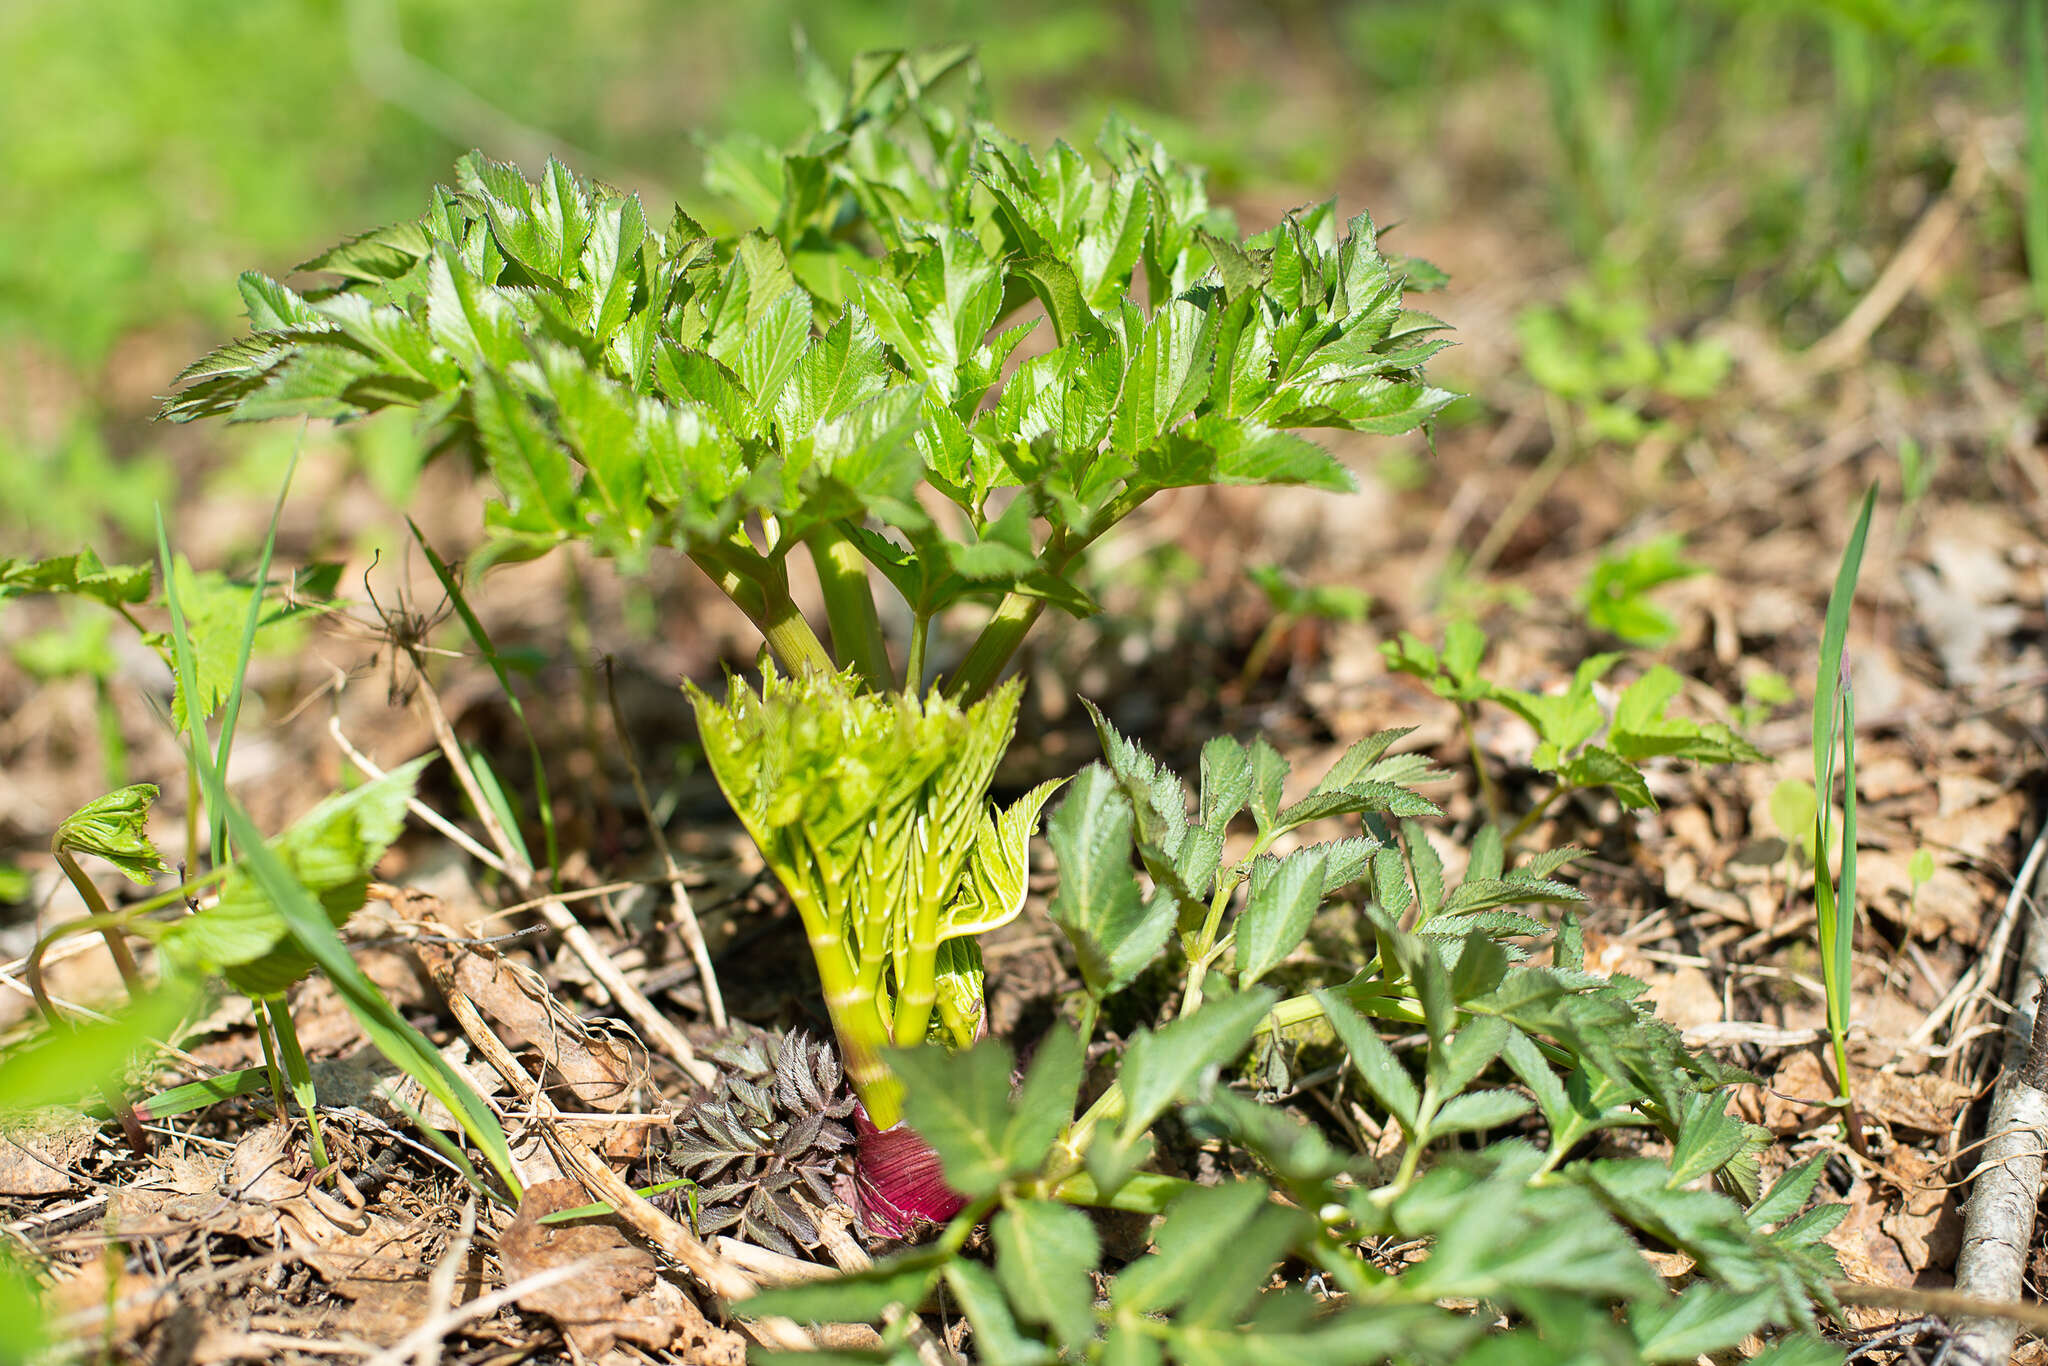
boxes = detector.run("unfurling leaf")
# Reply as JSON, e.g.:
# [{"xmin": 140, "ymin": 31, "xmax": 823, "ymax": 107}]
[
  {"xmin": 945, "ymin": 778, "xmax": 1067, "ymax": 939},
  {"xmin": 56, "ymin": 785, "xmax": 166, "ymax": 884}
]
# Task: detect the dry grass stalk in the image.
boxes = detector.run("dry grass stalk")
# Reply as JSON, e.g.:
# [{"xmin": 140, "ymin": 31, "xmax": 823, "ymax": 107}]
[
  {"xmin": 604, "ymin": 658, "xmax": 728, "ymax": 1029},
  {"xmin": 408, "ymin": 672, "xmax": 718, "ymax": 1088},
  {"xmin": 413, "ymin": 924, "xmax": 815, "ymax": 1353}
]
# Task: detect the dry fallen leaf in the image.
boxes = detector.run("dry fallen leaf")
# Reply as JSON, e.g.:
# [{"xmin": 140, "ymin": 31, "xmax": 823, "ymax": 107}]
[
  {"xmin": 454, "ymin": 949, "xmax": 647, "ymax": 1111},
  {"xmin": 497, "ymin": 1177, "xmax": 743, "ymax": 1363},
  {"xmin": 1879, "ymin": 1146, "xmax": 1963, "ymax": 1275},
  {"xmin": 0, "ymin": 1123, "xmax": 93, "ymax": 1196}
]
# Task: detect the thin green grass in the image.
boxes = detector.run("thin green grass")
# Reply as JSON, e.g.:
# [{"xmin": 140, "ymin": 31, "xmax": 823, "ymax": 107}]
[
  {"xmin": 1812, "ymin": 484, "xmax": 1876, "ymax": 1138},
  {"xmin": 411, "ymin": 520, "xmax": 559, "ymax": 876},
  {"xmin": 157, "ymin": 506, "xmax": 522, "ymax": 1203},
  {"xmin": 205, "ymin": 430, "xmax": 303, "ymax": 866},
  {"xmin": 2024, "ymin": 0, "xmax": 2048, "ymax": 333}
]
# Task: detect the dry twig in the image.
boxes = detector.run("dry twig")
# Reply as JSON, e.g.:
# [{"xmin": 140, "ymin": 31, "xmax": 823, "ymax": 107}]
[
  {"xmin": 414, "ymin": 935, "xmax": 814, "ymax": 1354},
  {"xmin": 1949, "ymin": 959, "xmax": 2048, "ymax": 1364},
  {"xmin": 604, "ymin": 658, "xmax": 728, "ymax": 1029},
  {"xmin": 408, "ymin": 674, "xmax": 718, "ymax": 1088}
]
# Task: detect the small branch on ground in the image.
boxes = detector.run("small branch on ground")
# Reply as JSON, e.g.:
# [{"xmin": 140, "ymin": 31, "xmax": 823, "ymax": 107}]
[
  {"xmin": 603, "ymin": 658, "xmax": 728, "ymax": 1029},
  {"xmin": 416, "ymin": 934, "xmax": 816, "ymax": 1354},
  {"xmin": 1950, "ymin": 883, "xmax": 2048, "ymax": 1366},
  {"xmin": 408, "ymin": 673, "xmax": 719, "ymax": 1088}
]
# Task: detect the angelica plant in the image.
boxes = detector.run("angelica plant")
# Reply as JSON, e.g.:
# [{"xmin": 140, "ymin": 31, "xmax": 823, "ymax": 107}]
[{"xmin": 164, "ymin": 47, "xmax": 1451, "ymax": 1217}]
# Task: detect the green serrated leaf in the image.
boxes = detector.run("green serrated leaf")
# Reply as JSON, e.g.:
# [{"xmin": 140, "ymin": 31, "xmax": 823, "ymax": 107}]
[
  {"xmin": 153, "ymin": 758, "xmax": 431, "ymax": 996},
  {"xmin": 944, "ymin": 1260, "xmax": 1057, "ymax": 1366},
  {"xmin": 1317, "ymin": 989, "xmax": 1419, "ymax": 1130},
  {"xmin": 1236, "ymin": 850, "xmax": 1326, "ymax": 986},
  {"xmin": 994, "ymin": 1199, "xmax": 1099, "ymax": 1347},
  {"xmin": 56, "ymin": 785, "xmax": 165, "ymax": 884},
  {"xmin": 889, "ymin": 1038, "xmax": 1016, "ymax": 1200},
  {"xmin": 1199, "ymin": 736, "xmax": 1252, "ymax": 835},
  {"xmin": 1046, "ymin": 767, "xmax": 1173, "ymax": 1001},
  {"xmin": 1006, "ymin": 1026, "xmax": 1083, "ymax": 1174},
  {"xmin": 1429, "ymin": 1088, "xmax": 1534, "ymax": 1136},
  {"xmin": 1116, "ymin": 990, "xmax": 1277, "ymax": 1148},
  {"xmin": 946, "ymin": 779, "xmax": 1066, "ymax": 939}
]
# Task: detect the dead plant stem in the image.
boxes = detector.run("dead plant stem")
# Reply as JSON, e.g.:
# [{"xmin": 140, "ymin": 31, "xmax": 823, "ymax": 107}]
[
  {"xmin": 603, "ymin": 660, "xmax": 727, "ymax": 1029},
  {"xmin": 410, "ymin": 676, "xmax": 716, "ymax": 1088}
]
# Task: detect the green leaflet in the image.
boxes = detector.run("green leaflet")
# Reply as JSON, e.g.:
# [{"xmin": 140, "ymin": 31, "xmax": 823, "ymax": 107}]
[
  {"xmin": 944, "ymin": 777, "xmax": 1067, "ymax": 940},
  {"xmin": 0, "ymin": 547, "xmax": 152, "ymax": 610},
  {"xmin": 55, "ymin": 784, "xmax": 165, "ymax": 884},
  {"xmin": 149, "ymin": 757, "xmax": 431, "ymax": 998}
]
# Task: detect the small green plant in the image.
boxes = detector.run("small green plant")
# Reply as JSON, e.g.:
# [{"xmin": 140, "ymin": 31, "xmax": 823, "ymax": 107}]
[
  {"xmin": 1735, "ymin": 668, "xmax": 1796, "ymax": 732},
  {"xmin": 1384, "ymin": 621, "xmax": 1761, "ymax": 840},
  {"xmin": 1810, "ymin": 485, "xmax": 1877, "ymax": 1138},
  {"xmin": 1516, "ymin": 287, "xmax": 1731, "ymax": 447},
  {"xmin": 7, "ymin": 491, "xmax": 519, "ymax": 1205},
  {"xmin": 1580, "ymin": 533, "xmax": 1704, "ymax": 647},
  {"xmin": 163, "ymin": 48, "xmax": 1453, "ymax": 1214},
  {"xmin": 1906, "ymin": 846, "xmax": 1936, "ymax": 920},
  {"xmin": 734, "ymin": 714, "xmax": 1843, "ymax": 1362},
  {"xmin": 2027, "ymin": 1, "xmax": 2048, "ymax": 335}
]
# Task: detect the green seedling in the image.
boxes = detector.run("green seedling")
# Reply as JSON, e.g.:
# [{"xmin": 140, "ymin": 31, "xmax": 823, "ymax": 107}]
[
  {"xmin": 157, "ymin": 509, "xmax": 520, "ymax": 1199},
  {"xmin": 1386, "ymin": 622, "xmax": 1760, "ymax": 841},
  {"xmin": 13, "ymin": 609, "xmax": 127, "ymax": 786},
  {"xmin": 1904, "ymin": 846, "xmax": 1938, "ymax": 928},
  {"xmin": 1735, "ymin": 668, "xmax": 1795, "ymax": 732},
  {"xmin": 1517, "ymin": 288, "xmax": 1732, "ymax": 443},
  {"xmin": 1581, "ymin": 533, "xmax": 1704, "ymax": 647},
  {"xmin": 163, "ymin": 48, "xmax": 1453, "ymax": 1214},
  {"xmin": 736, "ymin": 716, "xmax": 1843, "ymax": 1362},
  {"xmin": 1811, "ymin": 484, "xmax": 1877, "ymax": 1138}
]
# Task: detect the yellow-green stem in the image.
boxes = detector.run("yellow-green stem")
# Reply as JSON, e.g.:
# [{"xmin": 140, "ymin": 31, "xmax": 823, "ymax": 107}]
[
  {"xmin": 945, "ymin": 488, "xmax": 1155, "ymax": 703},
  {"xmin": 1505, "ymin": 783, "xmax": 1571, "ymax": 848},
  {"xmin": 944, "ymin": 590, "xmax": 1045, "ymax": 704},
  {"xmin": 787, "ymin": 874, "xmax": 903, "ymax": 1126},
  {"xmin": 52, "ymin": 849, "xmax": 145, "ymax": 999},
  {"xmin": 806, "ymin": 523, "xmax": 892, "ymax": 692},
  {"xmin": 688, "ymin": 547, "xmax": 833, "ymax": 677},
  {"xmin": 1460, "ymin": 704, "xmax": 1505, "ymax": 832},
  {"xmin": 261, "ymin": 995, "xmax": 330, "ymax": 1178},
  {"xmin": 1049, "ymin": 1169, "xmax": 1194, "ymax": 1213}
]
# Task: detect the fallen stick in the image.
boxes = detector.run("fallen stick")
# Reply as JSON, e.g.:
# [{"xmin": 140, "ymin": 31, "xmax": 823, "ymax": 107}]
[
  {"xmin": 409, "ymin": 675, "xmax": 719, "ymax": 1088},
  {"xmin": 1950, "ymin": 850, "xmax": 2048, "ymax": 1366}
]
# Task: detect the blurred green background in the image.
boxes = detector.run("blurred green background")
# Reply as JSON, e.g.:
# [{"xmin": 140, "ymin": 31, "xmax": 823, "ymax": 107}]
[{"xmin": 0, "ymin": 0, "xmax": 2027, "ymax": 562}]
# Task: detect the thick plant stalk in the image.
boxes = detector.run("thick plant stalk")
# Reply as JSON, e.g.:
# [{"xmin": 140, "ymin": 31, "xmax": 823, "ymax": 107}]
[
  {"xmin": 688, "ymin": 546, "xmax": 834, "ymax": 678},
  {"xmin": 1951, "ymin": 864, "xmax": 2048, "ymax": 1365},
  {"xmin": 689, "ymin": 668, "xmax": 1038, "ymax": 1220},
  {"xmin": 806, "ymin": 524, "xmax": 893, "ymax": 693}
]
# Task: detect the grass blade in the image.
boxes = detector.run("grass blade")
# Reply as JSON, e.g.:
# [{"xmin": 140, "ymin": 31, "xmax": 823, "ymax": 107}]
[
  {"xmin": 208, "ymin": 432, "xmax": 304, "ymax": 863},
  {"xmin": 158, "ymin": 508, "xmax": 522, "ymax": 1202},
  {"xmin": 408, "ymin": 519, "xmax": 559, "ymax": 875},
  {"xmin": 1812, "ymin": 483, "xmax": 1876, "ymax": 1115},
  {"xmin": 261, "ymin": 994, "xmax": 330, "ymax": 1175},
  {"xmin": 2025, "ymin": 2, "xmax": 2048, "ymax": 332},
  {"xmin": 124, "ymin": 1067, "xmax": 275, "ymax": 1122}
]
